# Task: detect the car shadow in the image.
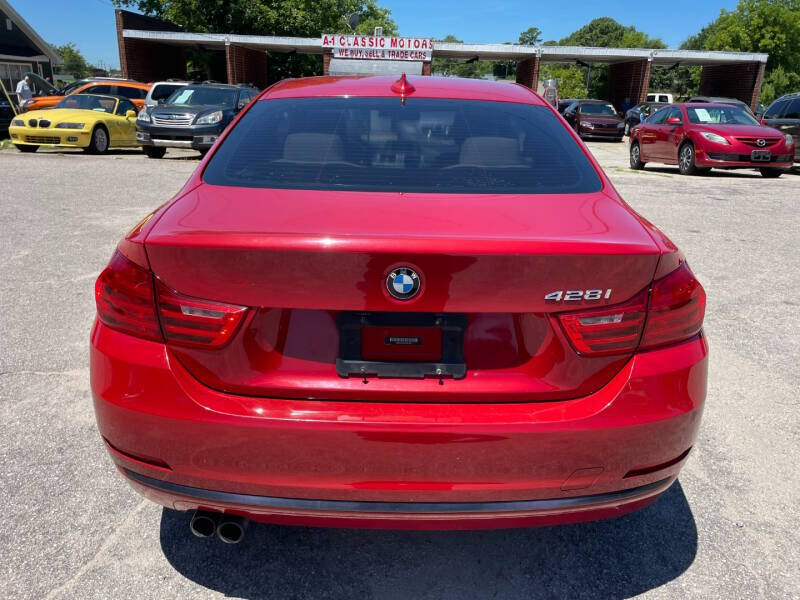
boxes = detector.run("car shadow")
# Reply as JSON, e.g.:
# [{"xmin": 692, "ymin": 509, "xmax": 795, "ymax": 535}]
[
  {"xmin": 159, "ymin": 481, "xmax": 697, "ymax": 599},
  {"xmin": 643, "ymin": 166, "xmax": 763, "ymax": 179},
  {"xmin": 31, "ymin": 148, "xmax": 203, "ymax": 160}
]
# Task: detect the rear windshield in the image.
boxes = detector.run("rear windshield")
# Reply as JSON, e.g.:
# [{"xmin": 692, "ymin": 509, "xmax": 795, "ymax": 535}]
[
  {"xmin": 203, "ymin": 98, "xmax": 602, "ymax": 194},
  {"xmin": 686, "ymin": 106, "xmax": 758, "ymax": 125}
]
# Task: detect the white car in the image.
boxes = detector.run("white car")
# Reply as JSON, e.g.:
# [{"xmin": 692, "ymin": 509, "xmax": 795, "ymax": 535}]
[
  {"xmin": 646, "ymin": 92, "xmax": 673, "ymax": 103},
  {"xmin": 144, "ymin": 81, "xmax": 190, "ymax": 109}
]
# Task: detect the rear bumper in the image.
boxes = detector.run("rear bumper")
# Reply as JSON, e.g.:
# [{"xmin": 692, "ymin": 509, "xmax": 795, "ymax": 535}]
[{"xmin": 91, "ymin": 320, "xmax": 708, "ymax": 529}]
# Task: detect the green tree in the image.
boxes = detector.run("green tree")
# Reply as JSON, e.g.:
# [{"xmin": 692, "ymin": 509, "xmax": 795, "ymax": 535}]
[
  {"xmin": 539, "ymin": 64, "xmax": 587, "ymax": 98},
  {"xmin": 682, "ymin": 0, "xmax": 800, "ymax": 104},
  {"xmin": 559, "ymin": 17, "xmax": 665, "ymax": 49},
  {"xmin": 52, "ymin": 43, "xmax": 91, "ymax": 78},
  {"xmin": 112, "ymin": 0, "xmax": 397, "ymax": 80},
  {"xmin": 558, "ymin": 18, "xmax": 666, "ymax": 98},
  {"xmin": 518, "ymin": 27, "xmax": 542, "ymax": 46},
  {"xmin": 432, "ymin": 35, "xmax": 492, "ymax": 79}
]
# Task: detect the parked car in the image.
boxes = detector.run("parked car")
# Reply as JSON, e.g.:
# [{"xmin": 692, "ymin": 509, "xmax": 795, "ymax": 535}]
[
  {"xmin": 0, "ymin": 97, "xmax": 13, "ymax": 138},
  {"xmin": 92, "ymin": 75, "xmax": 708, "ymax": 537},
  {"xmin": 687, "ymin": 95, "xmax": 755, "ymax": 115},
  {"xmin": 9, "ymin": 94, "xmax": 140, "ymax": 154},
  {"xmin": 135, "ymin": 83, "xmax": 259, "ymax": 157},
  {"xmin": 20, "ymin": 80, "xmax": 151, "ymax": 112},
  {"xmin": 760, "ymin": 91, "xmax": 800, "ymax": 162},
  {"xmin": 557, "ymin": 98, "xmax": 577, "ymax": 114},
  {"xmin": 563, "ymin": 99, "xmax": 625, "ymax": 141},
  {"xmin": 144, "ymin": 80, "xmax": 190, "ymax": 109},
  {"xmin": 623, "ymin": 101, "xmax": 668, "ymax": 136},
  {"xmin": 646, "ymin": 92, "xmax": 673, "ymax": 103},
  {"xmin": 629, "ymin": 102, "xmax": 793, "ymax": 177}
]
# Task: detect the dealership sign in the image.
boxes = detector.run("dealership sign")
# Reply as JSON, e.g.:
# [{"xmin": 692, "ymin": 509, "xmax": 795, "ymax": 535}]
[{"xmin": 322, "ymin": 35, "xmax": 434, "ymax": 61}]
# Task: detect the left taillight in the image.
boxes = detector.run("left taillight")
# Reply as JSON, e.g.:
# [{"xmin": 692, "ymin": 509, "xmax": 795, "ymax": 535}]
[{"xmin": 95, "ymin": 250, "xmax": 162, "ymax": 341}]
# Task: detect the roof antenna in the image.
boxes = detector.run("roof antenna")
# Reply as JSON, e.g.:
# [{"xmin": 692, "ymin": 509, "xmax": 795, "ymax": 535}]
[{"xmin": 391, "ymin": 73, "xmax": 415, "ymax": 104}]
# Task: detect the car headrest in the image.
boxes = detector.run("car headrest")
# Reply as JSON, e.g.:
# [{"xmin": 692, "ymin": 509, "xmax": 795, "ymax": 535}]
[
  {"xmin": 283, "ymin": 133, "xmax": 344, "ymax": 163},
  {"xmin": 459, "ymin": 136, "xmax": 521, "ymax": 167}
]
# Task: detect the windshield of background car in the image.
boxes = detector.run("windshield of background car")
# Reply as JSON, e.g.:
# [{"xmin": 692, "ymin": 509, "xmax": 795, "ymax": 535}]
[
  {"xmin": 62, "ymin": 81, "xmax": 87, "ymax": 95},
  {"xmin": 55, "ymin": 94, "xmax": 116, "ymax": 113},
  {"xmin": 152, "ymin": 84, "xmax": 186, "ymax": 102},
  {"xmin": 686, "ymin": 106, "xmax": 759, "ymax": 125},
  {"xmin": 203, "ymin": 98, "xmax": 603, "ymax": 194},
  {"xmin": 580, "ymin": 103, "xmax": 617, "ymax": 116},
  {"xmin": 166, "ymin": 87, "xmax": 237, "ymax": 107}
]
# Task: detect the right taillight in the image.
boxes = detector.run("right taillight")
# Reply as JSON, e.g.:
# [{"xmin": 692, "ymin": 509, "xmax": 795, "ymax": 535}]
[
  {"xmin": 640, "ymin": 261, "xmax": 705, "ymax": 350},
  {"xmin": 557, "ymin": 260, "xmax": 705, "ymax": 356}
]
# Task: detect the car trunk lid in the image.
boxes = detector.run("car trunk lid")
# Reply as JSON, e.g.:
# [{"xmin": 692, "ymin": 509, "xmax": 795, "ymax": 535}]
[{"xmin": 144, "ymin": 184, "xmax": 660, "ymax": 402}]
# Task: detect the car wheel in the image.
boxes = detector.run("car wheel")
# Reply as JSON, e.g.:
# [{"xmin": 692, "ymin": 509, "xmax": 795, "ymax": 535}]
[
  {"xmin": 15, "ymin": 144, "xmax": 38, "ymax": 153},
  {"xmin": 760, "ymin": 168, "xmax": 783, "ymax": 178},
  {"xmin": 629, "ymin": 142, "xmax": 645, "ymax": 170},
  {"xmin": 143, "ymin": 146, "xmax": 167, "ymax": 159},
  {"xmin": 678, "ymin": 143, "xmax": 697, "ymax": 175},
  {"xmin": 87, "ymin": 126, "xmax": 109, "ymax": 155}
]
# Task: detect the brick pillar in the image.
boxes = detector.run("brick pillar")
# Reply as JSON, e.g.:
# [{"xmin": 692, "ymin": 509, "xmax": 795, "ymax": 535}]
[
  {"xmin": 226, "ymin": 44, "xmax": 268, "ymax": 89},
  {"xmin": 422, "ymin": 61, "xmax": 431, "ymax": 76},
  {"xmin": 750, "ymin": 62, "xmax": 766, "ymax": 111},
  {"xmin": 515, "ymin": 56, "xmax": 539, "ymax": 90},
  {"xmin": 608, "ymin": 59, "xmax": 651, "ymax": 110},
  {"xmin": 699, "ymin": 62, "xmax": 766, "ymax": 111},
  {"xmin": 115, "ymin": 10, "xmax": 130, "ymax": 79},
  {"xmin": 116, "ymin": 10, "xmax": 187, "ymax": 82},
  {"xmin": 323, "ymin": 51, "xmax": 333, "ymax": 76}
]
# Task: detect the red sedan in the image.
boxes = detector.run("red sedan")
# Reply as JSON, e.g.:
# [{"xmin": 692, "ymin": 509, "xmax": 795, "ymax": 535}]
[
  {"xmin": 91, "ymin": 75, "xmax": 707, "ymax": 540},
  {"xmin": 629, "ymin": 102, "xmax": 794, "ymax": 177}
]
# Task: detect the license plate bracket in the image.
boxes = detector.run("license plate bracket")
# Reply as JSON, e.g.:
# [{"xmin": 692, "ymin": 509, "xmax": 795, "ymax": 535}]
[
  {"xmin": 336, "ymin": 312, "xmax": 467, "ymax": 380},
  {"xmin": 751, "ymin": 149, "xmax": 771, "ymax": 162}
]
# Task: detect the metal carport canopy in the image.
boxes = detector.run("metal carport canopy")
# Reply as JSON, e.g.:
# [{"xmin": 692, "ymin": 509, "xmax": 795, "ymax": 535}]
[{"xmin": 122, "ymin": 30, "xmax": 767, "ymax": 65}]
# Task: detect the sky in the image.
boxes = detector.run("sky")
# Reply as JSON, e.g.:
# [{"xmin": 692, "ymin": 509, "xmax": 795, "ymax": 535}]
[{"xmin": 15, "ymin": 0, "xmax": 740, "ymax": 70}]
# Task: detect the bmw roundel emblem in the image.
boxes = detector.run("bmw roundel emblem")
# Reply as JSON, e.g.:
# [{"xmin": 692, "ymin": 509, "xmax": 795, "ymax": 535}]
[{"xmin": 386, "ymin": 267, "xmax": 420, "ymax": 300}]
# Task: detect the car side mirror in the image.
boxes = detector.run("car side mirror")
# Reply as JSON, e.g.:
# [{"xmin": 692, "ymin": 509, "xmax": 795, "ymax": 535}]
[
  {"xmin": 759, "ymin": 118, "xmax": 767, "ymax": 126},
  {"xmin": 666, "ymin": 117, "xmax": 682, "ymax": 125},
  {"xmin": 125, "ymin": 110, "xmax": 136, "ymax": 119}
]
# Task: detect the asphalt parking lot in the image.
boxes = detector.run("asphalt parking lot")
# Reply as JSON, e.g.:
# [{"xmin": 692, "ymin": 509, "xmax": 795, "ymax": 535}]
[{"xmin": 1, "ymin": 143, "xmax": 798, "ymax": 599}]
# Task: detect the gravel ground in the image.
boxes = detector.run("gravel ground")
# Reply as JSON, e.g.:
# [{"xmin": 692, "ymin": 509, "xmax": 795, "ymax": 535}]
[{"xmin": 0, "ymin": 143, "xmax": 798, "ymax": 599}]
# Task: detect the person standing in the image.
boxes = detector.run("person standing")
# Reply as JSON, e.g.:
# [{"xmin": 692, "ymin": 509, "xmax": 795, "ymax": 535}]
[{"xmin": 15, "ymin": 75, "xmax": 33, "ymax": 108}]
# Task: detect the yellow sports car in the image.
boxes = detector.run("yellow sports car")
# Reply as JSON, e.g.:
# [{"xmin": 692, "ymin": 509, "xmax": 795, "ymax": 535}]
[{"xmin": 9, "ymin": 94, "xmax": 139, "ymax": 154}]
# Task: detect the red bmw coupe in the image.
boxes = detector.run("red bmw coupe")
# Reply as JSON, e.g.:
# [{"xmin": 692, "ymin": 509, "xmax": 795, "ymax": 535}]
[
  {"xmin": 91, "ymin": 75, "xmax": 707, "ymax": 540},
  {"xmin": 629, "ymin": 102, "xmax": 794, "ymax": 177}
]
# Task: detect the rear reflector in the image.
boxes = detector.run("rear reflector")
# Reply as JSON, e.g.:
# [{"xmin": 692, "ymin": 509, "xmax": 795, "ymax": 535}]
[
  {"xmin": 558, "ymin": 291, "xmax": 647, "ymax": 356},
  {"xmin": 95, "ymin": 251, "xmax": 162, "ymax": 342},
  {"xmin": 155, "ymin": 280, "xmax": 247, "ymax": 348},
  {"xmin": 640, "ymin": 261, "xmax": 705, "ymax": 350},
  {"xmin": 558, "ymin": 261, "xmax": 705, "ymax": 356}
]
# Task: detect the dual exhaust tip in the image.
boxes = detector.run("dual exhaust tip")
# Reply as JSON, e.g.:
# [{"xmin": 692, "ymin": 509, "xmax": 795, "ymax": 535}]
[{"xmin": 189, "ymin": 510, "xmax": 248, "ymax": 544}]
